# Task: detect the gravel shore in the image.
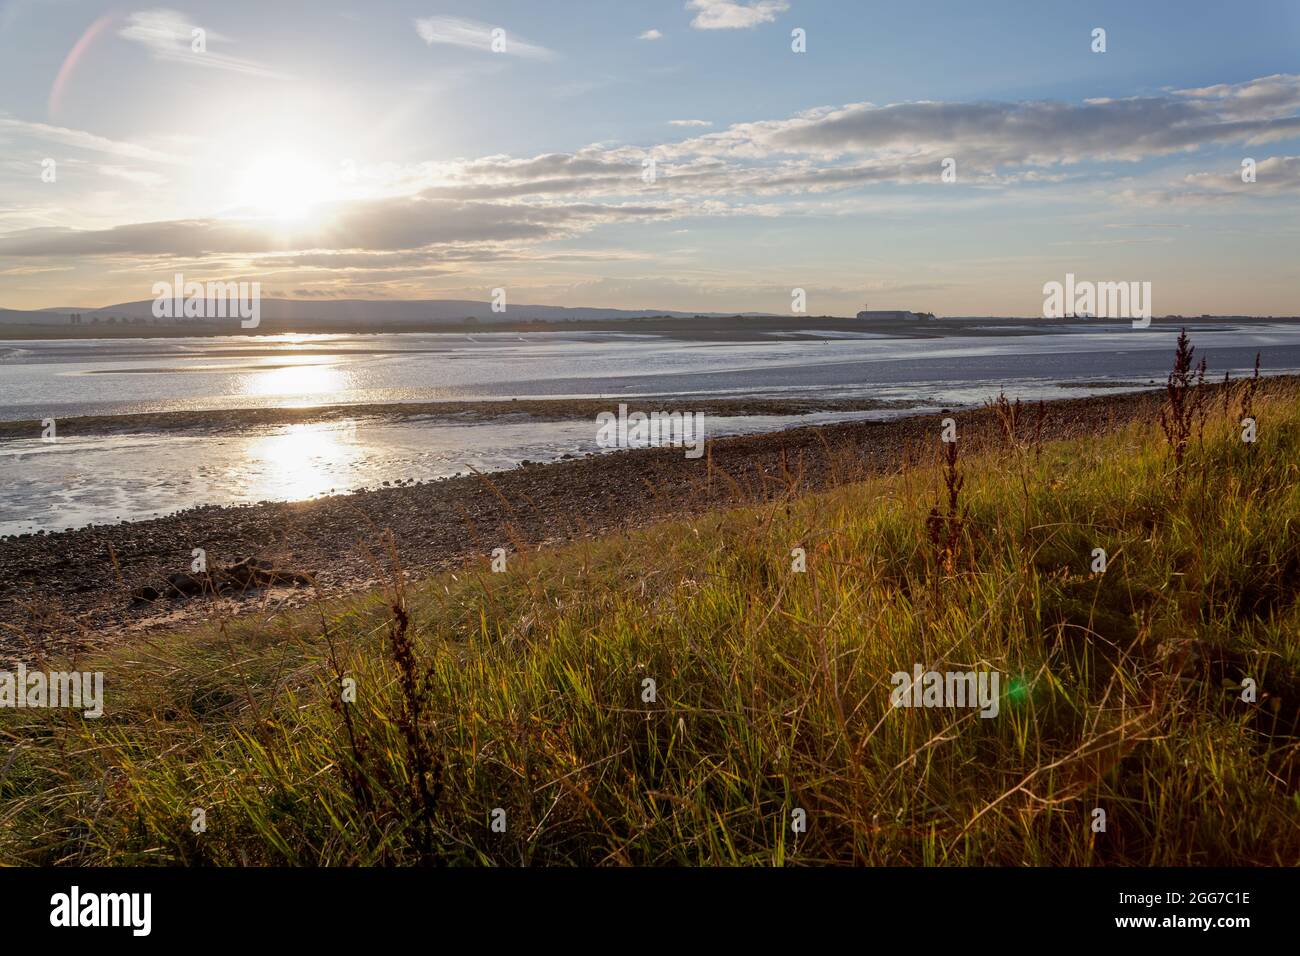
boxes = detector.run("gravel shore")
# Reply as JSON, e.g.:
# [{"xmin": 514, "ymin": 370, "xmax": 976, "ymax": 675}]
[{"xmin": 0, "ymin": 387, "xmax": 1188, "ymax": 663}]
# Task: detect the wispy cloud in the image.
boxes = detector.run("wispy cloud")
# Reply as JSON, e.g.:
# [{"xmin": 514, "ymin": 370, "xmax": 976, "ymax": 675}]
[
  {"xmin": 97, "ymin": 165, "xmax": 168, "ymax": 186},
  {"xmin": 413, "ymin": 16, "xmax": 555, "ymax": 59},
  {"xmin": 0, "ymin": 115, "xmax": 180, "ymax": 164},
  {"xmin": 367, "ymin": 73, "xmax": 1300, "ymax": 207},
  {"xmin": 638, "ymin": 29, "xmax": 663, "ymax": 41},
  {"xmin": 119, "ymin": 8, "xmax": 289, "ymax": 79},
  {"xmin": 0, "ymin": 196, "xmax": 675, "ymax": 257},
  {"xmin": 666, "ymin": 74, "xmax": 1300, "ymax": 167},
  {"xmin": 1171, "ymin": 73, "xmax": 1300, "ymax": 120},
  {"xmin": 687, "ymin": 0, "xmax": 789, "ymax": 30},
  {"xmin": 1122, "ymin": 154, "xmax": 1300, "ymax": 205},
  {"xmin": 6, "ymin": 70, "xmax": 1297, "ymax": 303},
  {"xmin": 1104, "ymin": 223, "xmax": 1190, "ymax": 229},
  {"xmin": 0, "ymin": 264, "xmax": 74, "ymax": 276}
]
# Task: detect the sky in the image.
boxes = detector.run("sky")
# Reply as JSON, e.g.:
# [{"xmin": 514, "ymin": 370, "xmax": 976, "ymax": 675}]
[{"xmin": 0, "ymin": 0, "xmax": 1298, "ymax": 316}]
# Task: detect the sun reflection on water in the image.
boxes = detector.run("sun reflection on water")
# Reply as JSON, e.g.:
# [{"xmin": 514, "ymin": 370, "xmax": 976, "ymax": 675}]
[
  {"xmin": 241, "ymin": 421, "xmax": 360, "ymax": 501},
  {"xmin": 239, "ymin": 361, "xmax": 348, "ymax": 403}
]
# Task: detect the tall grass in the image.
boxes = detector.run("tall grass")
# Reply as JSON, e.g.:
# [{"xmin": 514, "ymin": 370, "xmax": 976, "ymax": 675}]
[{"xmin": 1, "ymin": 373, "xmax": 1298, "ymax": 865}]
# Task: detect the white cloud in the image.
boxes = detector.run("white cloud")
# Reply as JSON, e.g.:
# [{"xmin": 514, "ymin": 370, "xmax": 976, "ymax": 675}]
[
  {"xmin": 1172, "ymin": 74, "xmax": 1300, "ymax": 120},
  {"xmin": 686, "ymin": 0, "xmax": 789, "ymax": 30},
  {"xmin": 1166, "ymin": 155, "xmax": 1300, "ymax": 200},
  {"xmin": 376, "ymin": 74, "xmax": 1300, "ymax": 206},
  {"xmin": 7, "ymin": 72, "xmax": 1298, "ymax": 280},
  {"xmin": 639, "ymin": 29, "xmax": 663, "ymax": 41},
  {"xmin": 413, "ymin": 16, "xmax": 555, "ymax": 59},
  {"xmin": 664, "ymin": 75, "xmax": 1300, "ymax": 167},
  {"xmin": 119, "ymin": 8, "xmax": 289, "ymax": 79},
  {"xmin": 0, "ymin": 115, "xmax": 180, "ymax": 164}
]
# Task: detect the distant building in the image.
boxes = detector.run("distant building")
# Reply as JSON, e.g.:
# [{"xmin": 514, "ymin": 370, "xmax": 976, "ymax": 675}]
[{"xmin": 855, "ymin": 309, "xmax": 935, "ymax": 321}]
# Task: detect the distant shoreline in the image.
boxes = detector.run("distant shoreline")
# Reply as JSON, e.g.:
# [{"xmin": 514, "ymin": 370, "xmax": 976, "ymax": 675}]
[{"xmin": 3, "ymin": 314, "xmax": 1295, "ymax": 341}]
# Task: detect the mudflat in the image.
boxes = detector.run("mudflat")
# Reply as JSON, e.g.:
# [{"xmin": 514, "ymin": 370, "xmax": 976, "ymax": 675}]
[{"xmin": 0, "ymin": 385, "xmax": 1196, "ymax": 664}]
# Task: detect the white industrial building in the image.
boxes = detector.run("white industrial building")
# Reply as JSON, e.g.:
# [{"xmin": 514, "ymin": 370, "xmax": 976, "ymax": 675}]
[{"xmin": 855, "ymin": 309, "xmax": 935, "ymax": 321}]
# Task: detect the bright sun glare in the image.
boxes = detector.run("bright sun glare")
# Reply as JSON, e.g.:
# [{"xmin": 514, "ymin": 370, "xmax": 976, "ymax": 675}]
[
  {"xmin": 240, "ymin": 360, "xmax": 347, "ymax": 401},
  {"xmin": 234, "ymin": 152, "xmax": 335, "ymax": 220},
  {"xmin": 245, "ymin": 422, "xmax": 358, "ymax": 501}
]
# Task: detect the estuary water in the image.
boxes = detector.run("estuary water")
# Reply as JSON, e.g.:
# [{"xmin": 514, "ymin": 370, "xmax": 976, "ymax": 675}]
[{"xmin": 3, "ymin": 322, "xmax": 1299, "ymax": 535}]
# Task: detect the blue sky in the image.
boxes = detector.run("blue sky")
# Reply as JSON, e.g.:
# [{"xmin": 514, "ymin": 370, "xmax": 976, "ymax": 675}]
[{"xmin": 1, "ymin": 0, "xmax": 1298, "ymax": 315}]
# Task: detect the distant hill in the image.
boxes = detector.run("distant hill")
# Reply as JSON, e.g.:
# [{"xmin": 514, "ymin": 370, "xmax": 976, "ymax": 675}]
[
  {"xmin": 0, "ymin": 308, "xmax": 61, "ymax": 325},
  {"xmin": 0, "ymin": 299, "xmax": 781, "ymax": 326}
]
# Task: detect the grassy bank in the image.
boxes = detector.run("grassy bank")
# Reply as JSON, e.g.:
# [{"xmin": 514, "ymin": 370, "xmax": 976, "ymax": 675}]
[{"xmin": 2, "ymin": 361, "xmax": 1299, "ymax": 865}]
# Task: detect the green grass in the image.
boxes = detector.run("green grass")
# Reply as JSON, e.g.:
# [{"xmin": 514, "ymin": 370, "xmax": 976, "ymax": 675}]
[{"xmin": 2, "ymin": 381, "xmax": 1299, "ymax": 865}]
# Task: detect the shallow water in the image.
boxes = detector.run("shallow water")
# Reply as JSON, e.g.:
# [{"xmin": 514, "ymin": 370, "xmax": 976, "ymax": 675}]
[
  {"xmin": 0, "ymin": 409, "xmax": 905, "ymax": 536},
  {"xmin": 3, "ymin": 323, "xmax": 1300, "ymax": 535},
  {"xmin": 4, "ymin": 324, "xmax": 1300, "ymax": 420}
]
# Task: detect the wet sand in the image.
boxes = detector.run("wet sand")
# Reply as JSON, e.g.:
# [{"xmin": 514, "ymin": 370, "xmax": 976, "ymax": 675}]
[
  {"xmin": 0, "ymin": 395, "xmax": 919, "ymax": 442},
  {"xmin": 0, "ymin": 383, "xmax": 1221, "ymax": 665}
]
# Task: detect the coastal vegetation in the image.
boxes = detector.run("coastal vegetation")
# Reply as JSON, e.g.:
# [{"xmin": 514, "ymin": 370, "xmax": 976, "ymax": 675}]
[{"xmin": 1, "ymin": 343, "xmax": 1297, "ymax": 865}]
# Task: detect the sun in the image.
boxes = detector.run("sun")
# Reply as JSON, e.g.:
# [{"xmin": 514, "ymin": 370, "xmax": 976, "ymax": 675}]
[{"xmin": 232, "ymin": 151, "xmax": 336, "ymax": 221}]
